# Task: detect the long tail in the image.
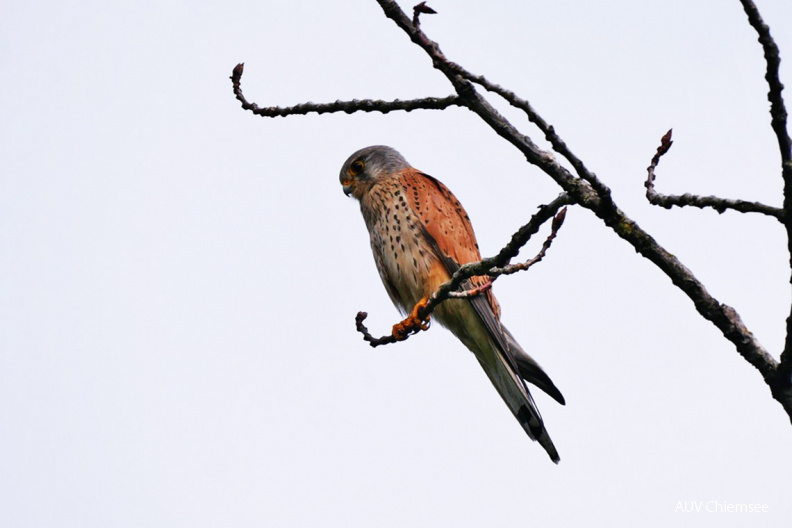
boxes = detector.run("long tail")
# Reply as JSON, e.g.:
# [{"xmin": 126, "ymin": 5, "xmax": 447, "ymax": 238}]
[
  {"xmin": 466, "ymin": 294, "xmax": 563, "ymax": 462},
  {"xmin": 435, "ymin": 293, "xmax": 563, "ymax": 463},
  {"xmin": 472, "ymin": 337, "xmax": 561, "ymax": 463}
]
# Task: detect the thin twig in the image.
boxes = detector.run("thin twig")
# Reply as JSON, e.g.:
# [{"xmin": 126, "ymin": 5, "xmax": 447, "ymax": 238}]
[
  {"xmin": 230, "ymin": 63, "xmax": 465, "ymax": 117},
  {"xmin": 412, "ymin": 1, "xmax": 436, "ymax": 28},
  {"xmin": 489, "ymin": 207, "xmax": 567, "ymax": 276},
  {"xmin": 645, "ymin": 130, "xmax": 785, "ymax": 220},
  {"xmin": 447, "ymin": 280, "xmax": 492, "ymax": 299},
  {"xmin": 355, "ymin": 311, "xmax": 400, "ymax": 347}
]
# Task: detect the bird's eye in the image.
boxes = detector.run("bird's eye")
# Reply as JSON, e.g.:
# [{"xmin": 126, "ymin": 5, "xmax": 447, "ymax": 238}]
[{"xmin": 350, "ymin": 160, "xmax": 365, "ymax": 176}]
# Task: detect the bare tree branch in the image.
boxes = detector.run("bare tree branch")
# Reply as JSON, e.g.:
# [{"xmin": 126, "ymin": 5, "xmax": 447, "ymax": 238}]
[
  {"xmin": 739, "ymin": 1, "xmax": 792, "ymax": 390},
  {"xmin": 230, "ymin": 63, "xmax": 465, "ymax": 117},
  {"xmin": 231, "ymin": 1, "xmax": 792, "ymax": 420},
  {"xmin": 355, "ymin": 194, "xmax": 571, "ymax": 347},
  {"xmin": 372, "ymin": 0, "xmax": 786, "ymax": 412},
  {"xmin": 645, "ymin": 130, "xmax": 785, "ymax": 220}
]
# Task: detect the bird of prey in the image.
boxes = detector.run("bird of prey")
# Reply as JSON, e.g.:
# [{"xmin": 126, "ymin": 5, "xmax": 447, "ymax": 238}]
[{"xmin": 339, "ymin": 145, "xmax": 565, "ymax": 463}]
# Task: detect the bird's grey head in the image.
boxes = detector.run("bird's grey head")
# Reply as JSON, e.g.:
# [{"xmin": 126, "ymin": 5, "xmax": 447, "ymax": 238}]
[{"xmin": 339, "ymin": 145, "xmax": 411, "ymax": 199}]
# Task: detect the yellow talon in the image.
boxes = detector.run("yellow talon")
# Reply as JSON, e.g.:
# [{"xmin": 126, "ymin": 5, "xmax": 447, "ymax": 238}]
[{"xmin": 392, "ymin": 296, "xmax": 431, "ymax": 341}]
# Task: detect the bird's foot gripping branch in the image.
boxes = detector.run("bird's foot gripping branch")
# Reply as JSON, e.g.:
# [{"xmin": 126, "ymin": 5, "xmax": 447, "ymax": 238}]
[{"xmin": 354, "ymin": 202, "xmax": 568, "ymax": 349}]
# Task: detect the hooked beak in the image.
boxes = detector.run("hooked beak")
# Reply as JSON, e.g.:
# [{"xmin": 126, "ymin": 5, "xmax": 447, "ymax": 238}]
[{"xmin": 341, "ymin": 179, "xmax": 353, "ymax": 197}]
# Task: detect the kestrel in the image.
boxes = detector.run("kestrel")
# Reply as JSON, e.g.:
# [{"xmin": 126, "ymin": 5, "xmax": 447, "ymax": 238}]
[{"xmin": 340, "ymin": 145, "xmax": 565, "ymax": 463}]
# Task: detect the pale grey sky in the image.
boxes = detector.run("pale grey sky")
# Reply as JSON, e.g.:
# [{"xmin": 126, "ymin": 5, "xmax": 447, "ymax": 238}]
[{"xmin": 2, "ymin": 1, "xmax": 791, "ymax": 526}]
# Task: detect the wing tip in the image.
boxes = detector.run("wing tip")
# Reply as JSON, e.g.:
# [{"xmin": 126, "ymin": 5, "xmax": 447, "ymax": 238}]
[{"xmin": 546, "ymin": 385, "xmax": 566, "ymax": 406}]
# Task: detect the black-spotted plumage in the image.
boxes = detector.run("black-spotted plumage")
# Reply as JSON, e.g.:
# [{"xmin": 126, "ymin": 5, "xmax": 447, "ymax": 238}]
[{"xmin": 340, "ymin": 145, "xmax": 564, "ymax": 463}]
